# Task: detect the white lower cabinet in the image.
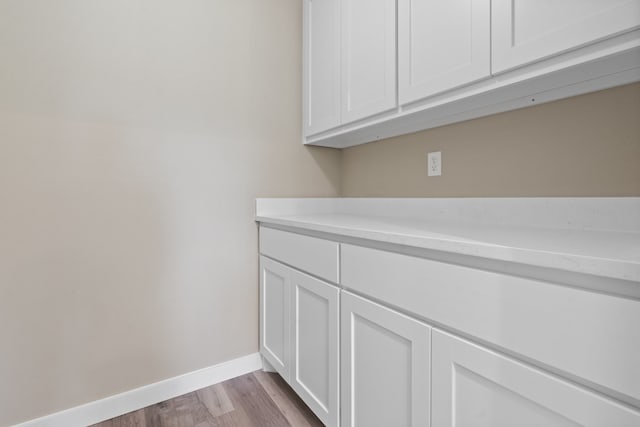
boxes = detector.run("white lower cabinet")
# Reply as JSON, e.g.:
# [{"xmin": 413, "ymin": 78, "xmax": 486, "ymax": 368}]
[
  {"xmin": 341, "ymin": 291, "xmax": 431, "ymax": 427},
  {"xmin": 260, "ymin": 255, "xmax": 340, "ymax": 426},
  {"xmin": 431, "ymin": 329, "xmax": 640, "ymax": 427},
  {"xmin": 291, "ymin": 269, "xmax": 340, "ymax": 427},
  {"xmin": 260, "ymin": 227, "xmax": 640, "ymax": 426}
]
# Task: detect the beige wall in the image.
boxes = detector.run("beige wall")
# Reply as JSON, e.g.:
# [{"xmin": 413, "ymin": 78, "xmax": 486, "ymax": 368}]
[
  {"xmin": 342, "ymin": 83, "xmax": 640, "ymax": 197},
  {"xmin": 0, "ymin": 1, "xmax": 339, "ymax": 425}
]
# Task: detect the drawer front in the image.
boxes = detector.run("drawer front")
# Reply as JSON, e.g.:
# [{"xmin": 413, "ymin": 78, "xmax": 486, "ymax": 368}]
[
  {"xmin": 260, "ymin": 226, "xmax": 339, "ymax": 283},
  {"xmin": 341, "ymin": 243, "xmax": 640, "ymax": 402}
]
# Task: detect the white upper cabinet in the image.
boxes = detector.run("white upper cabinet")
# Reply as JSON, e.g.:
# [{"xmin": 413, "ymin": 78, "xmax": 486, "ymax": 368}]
[
  {"xmin": 398, "ymin": 0, "xmax": 491, "ymax": 105},
  {"xmin": 492, "ymin": 0, "xmax": 640, "ymax": 73},
  {"xmin": 303, "ymin": 0, "xmax": 341, "ymax": 136},
  {"xmin": 341, "ymin": 0, "xmax": 397, "ymax": 123},
  {"xmin": 303, "ymin": 0, "xmax": 640, "ymax": 147}
]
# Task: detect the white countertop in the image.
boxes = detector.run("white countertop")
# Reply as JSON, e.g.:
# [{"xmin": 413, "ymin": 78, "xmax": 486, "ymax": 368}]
[{"xmin": 255, "ymin": 198, "xmax": 640, "ymax": 283}]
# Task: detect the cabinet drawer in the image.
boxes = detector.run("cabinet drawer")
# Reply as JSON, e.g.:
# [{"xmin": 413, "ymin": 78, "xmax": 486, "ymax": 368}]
[
  {"xmin": 260, "ymin": 227, "xmax": 339, "ymax": 283},
  {"xmin": 341, "ymin": 243, "xmax": 640, "ymax": 401}
]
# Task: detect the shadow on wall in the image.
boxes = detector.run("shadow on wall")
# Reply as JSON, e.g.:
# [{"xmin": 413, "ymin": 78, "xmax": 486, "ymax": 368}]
[{"xmin": 307, "ymin": 146, "xmax": 342, "ymax": 196}]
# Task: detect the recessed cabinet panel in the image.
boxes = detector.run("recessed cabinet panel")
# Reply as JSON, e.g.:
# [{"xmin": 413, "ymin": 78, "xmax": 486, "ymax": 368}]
[
  {"xmin": 303, "ymin": 0, "xmax": 341, "ymax": 136},
  {"xmin": 431, "ymin": 330, "xmax": 640, "ymax": 427},
  {"xmin": 291, "ymin": 270, "xmax": 340, "ymax": 427},
  {"xmin": 341, "ymin": 291, "xmax": 430, "ymax": 427},
  {"xmin": 492, "ymin": 0, "xmax": 640, "ymax": 73},
  {"xmin": 398, "ymin": 0, "xmax": 490, "ymax": 104},
  {"xmin": 341, "ymin": 0, "xmax": 396, "ymax": 123},
  {"xmin": 260, "ymin": 256, "xmax": 291, "ymax": 381}
]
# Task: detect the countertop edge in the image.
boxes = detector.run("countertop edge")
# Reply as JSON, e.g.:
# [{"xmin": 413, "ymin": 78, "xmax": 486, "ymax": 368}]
[{"xmin": 255, "ymin": 215, "xmax": 640, "ymax": 284}]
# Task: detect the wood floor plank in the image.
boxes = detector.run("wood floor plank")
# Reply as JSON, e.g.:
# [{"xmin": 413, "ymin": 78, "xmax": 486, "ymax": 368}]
[
  {"xmin": 144, "ymin": 399, "xmax": 178, "ymax": 427},
  {"xmin": 252, "ymin": 371, "xmax": 324, "ymax": 427},
  {"xmin": 196, "ymin": 383, "xmax": 234, "ymax": 417},
  {"xmin": 222, "ymin": 373, "xmax": 292, "ymax": 427},
  {"xmin": 171, "ymin": 394, "xmax": 197, "ymax": 426},
  {"xmin": 143, "ymin": 393, "xmax": 218, "ymax": 427},
  {"xmin": 208, "ymin": 407, "xmax": 253, "ymax": 427},
  {"xmin": 206, "ymin": 386, "xmax": 255, "ymax": 427},
  {"xmin": 112, "ymin": 409, "xmax": 146, "ymax": 427},
  {"xmin": 176, "ymin": 393, "xmax": 217, "ymax": 426},
  {"xmin": 90, "ymin": 370, "xmax": 324, "ymax": 427}
]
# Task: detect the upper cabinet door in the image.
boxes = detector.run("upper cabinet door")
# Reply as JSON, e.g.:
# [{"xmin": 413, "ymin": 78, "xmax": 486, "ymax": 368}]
[
  {"xmin": 341, "ymin": 0, "xmax": 397, "ymax": 124},
  {"xmin": 398, "ymin": 0, "xmax": 491, "ymax": 105},
  {"xmin": 303, "ymin": 0, "xmax": 342, "ymax": 136},
  {"xmin": 492, "ymin": 0, "xmax": 640, "ymax": 73}
]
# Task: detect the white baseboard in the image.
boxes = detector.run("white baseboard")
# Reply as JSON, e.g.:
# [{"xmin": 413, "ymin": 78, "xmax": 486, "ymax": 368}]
[{"xmin": 13, "ymin": 352, "xmax": 262, "ymax": 427}]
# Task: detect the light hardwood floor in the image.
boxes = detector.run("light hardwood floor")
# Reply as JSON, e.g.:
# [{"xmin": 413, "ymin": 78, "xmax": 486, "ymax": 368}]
[{"xmin": 91, "ymin": 370, "xmax": 324, "ymax": 427}]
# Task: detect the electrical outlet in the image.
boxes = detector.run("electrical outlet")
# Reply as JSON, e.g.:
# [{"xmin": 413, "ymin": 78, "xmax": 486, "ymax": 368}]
[{"xmin": 428, "ymin": 151, "xmax": 441, "ymax": 176}]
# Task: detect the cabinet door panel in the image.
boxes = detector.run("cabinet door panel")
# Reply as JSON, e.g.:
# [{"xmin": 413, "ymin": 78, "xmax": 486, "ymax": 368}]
[
  {"xmin": 341, "ymin": 291, "xmax": 430, "ymax": 427},
  {"xmin": 303, "ymin": 0, "xmax": 341, "ymax": 136},
  {"xmin": 260, "ymin": 256, "xmax": 291, "ymax": 381},
  {"xmin": 432, "ymin": 329, "xmax": 640, "ymax": 427},
  {"xmin": 398, "ymin": 0, "xmax": 490, "ymax": 104},
  {"xmin": 492, "ymin": 0, "xmax": 640, "ymax": 73},
  {"xmin": 341, "ymin": 0, "xmax": 396, "ymax": 123},
  {"xmin": 291, "ymin": 270, "xmax": 340, "ymax": 427}
]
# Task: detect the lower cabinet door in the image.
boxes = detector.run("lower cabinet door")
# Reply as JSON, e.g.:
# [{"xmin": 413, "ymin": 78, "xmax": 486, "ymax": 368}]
[
  {"xmin": 432, "ymin": 329, "xmax": 640, "ymax": 427},
  {"xmin": 290, "ymin": 270, "xmax": 340, "ymax": 427},
  {"xmin": 341, "ymin": 291, "xmax": 431, "ymax": 427},
  {"xmin": 260, "ymin": 256, "xmax": 291, "ymax": 382}
]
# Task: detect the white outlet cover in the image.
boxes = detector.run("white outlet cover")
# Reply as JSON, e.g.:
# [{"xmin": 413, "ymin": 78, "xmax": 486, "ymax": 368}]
[{"xmin": 428, "ymin": 151, "xmax": 442, "ymax": 176}]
